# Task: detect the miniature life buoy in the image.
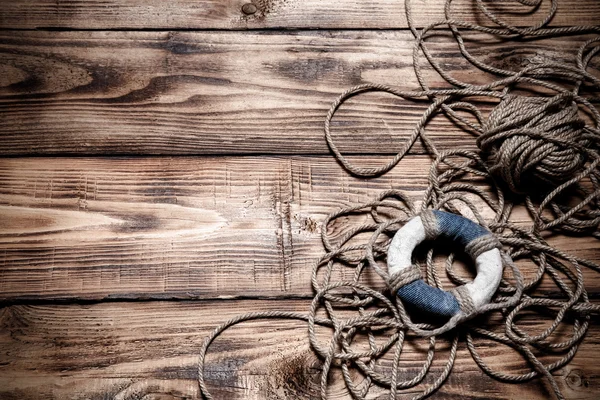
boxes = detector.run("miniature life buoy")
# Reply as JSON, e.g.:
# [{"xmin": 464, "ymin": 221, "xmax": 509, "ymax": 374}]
[{"xmin": 387, "ymin": 210, "xmax": 504, "ymax": 317}]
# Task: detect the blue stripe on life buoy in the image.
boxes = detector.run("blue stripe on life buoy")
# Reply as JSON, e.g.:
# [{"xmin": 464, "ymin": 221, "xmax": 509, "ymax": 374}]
[
  {"xmin": 397, "ymin": 279, "xmax": 460, "ymax": 317},
  {"xmin": 432, "ymin": 209, "xmax": 489, "ymax": 247}
]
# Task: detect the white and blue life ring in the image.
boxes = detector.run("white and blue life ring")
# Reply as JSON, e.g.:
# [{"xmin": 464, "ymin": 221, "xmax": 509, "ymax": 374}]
[{"xmin": 387, "ymin": 210, "xmax": 504, "ymax": 317}]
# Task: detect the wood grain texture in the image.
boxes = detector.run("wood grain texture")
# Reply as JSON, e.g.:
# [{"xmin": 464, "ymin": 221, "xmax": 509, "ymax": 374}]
[
  {"xmin": 1, "ymin": 0, "xmax": 599, "ymax": 29},
  {"xmin": 0, "ymin": 300, "xmax": 598, "ymax": 399},
  {"xmin": 1, "ymin": 31, "xmax": 598, "ymax": 156},
  {"xmin": 1, "ymin": 156, "xmax": 598, "ymax": 301},
  {"xmin": 1, "ymin": 1, "xmax": 599, "ymax": 399}
]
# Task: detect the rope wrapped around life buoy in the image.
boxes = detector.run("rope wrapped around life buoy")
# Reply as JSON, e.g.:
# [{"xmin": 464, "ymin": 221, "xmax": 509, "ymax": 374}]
[{"xmin": 388, "ymin": 210, "xmax": 503, "ymax": 318}]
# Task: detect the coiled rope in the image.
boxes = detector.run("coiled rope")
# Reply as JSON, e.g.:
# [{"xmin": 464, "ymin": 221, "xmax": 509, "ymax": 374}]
[{"xmin": 199, "ymin": 1, "xmax": 600, "ymax": 399}]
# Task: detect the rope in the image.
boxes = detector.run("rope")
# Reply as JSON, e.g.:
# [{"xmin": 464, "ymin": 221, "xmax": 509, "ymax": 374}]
[
  {"xmin": 198, "ymin": 1, "xmax": 600, "ymax": 399},
  {"xmin": 421, "ymin": 209, "xmax": 439, "ymax": 239},
  {"xmin": 389, "ymin": 264, "xmax": 422, "ymax": 293},
  {"xmin": 450, "ymin": 285, "xmax": 477, "ymax": 316},
  {"xmin": 465, "ymin": 234, "xmax": 502, "ymax": 259}
]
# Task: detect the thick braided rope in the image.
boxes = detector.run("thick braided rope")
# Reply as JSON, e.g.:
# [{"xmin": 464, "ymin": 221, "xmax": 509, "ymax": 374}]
[{"xmin": 198, "ymin": 1, "xmax": 600, "ymax": 400}]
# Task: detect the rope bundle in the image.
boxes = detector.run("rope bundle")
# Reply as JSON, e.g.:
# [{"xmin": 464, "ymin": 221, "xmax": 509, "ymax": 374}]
[
  {"xmin": 198, "ymin": 1, "xmax": 600, "ymax": 399},
  {"xmin": 481, "ymin": 94, "xmax": 589, "ymax": 193}
]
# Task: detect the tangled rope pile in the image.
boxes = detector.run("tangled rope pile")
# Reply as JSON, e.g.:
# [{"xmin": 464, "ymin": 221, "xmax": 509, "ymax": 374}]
[{"xmin": 199, "ymin": 1, "xmax": 600, "ymax": 399}]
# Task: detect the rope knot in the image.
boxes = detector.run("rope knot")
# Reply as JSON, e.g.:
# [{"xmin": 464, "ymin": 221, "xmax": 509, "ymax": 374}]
[
  {"xmin": 478, "ymin": 94, "xmax": 588, "ymax": 194},
  {"xmin": 388, "ymin": 264, "xmax": 421, "ymax": 293}
]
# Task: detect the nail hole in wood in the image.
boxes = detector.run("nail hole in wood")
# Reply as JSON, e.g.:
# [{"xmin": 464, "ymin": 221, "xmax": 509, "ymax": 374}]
[{"xmin": 242, "ymin": 3, "xmax": 258, "ymax": 15}]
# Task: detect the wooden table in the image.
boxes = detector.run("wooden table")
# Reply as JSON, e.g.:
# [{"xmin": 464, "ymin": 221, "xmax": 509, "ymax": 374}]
[{"xmin": 1, "ymin": 1, "xmax": 599, "ymax": 399}]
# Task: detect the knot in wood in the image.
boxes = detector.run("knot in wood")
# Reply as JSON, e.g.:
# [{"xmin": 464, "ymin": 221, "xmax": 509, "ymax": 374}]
[{"xmin": 241, "ymin": 3, "xmax": 258, "ymax": 15}]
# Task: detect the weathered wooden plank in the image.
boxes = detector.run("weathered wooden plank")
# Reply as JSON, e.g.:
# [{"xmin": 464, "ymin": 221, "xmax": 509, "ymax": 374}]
[
  {"xmin": 1, "ymin": 0, "xmax": 598, "ymax": 30},
  {"xmin": 1, "ymin": 31, "xmax": 598, "ymax": 155},
  {"xmin": 0, "ymin": 156, "xmax": 598, "ymax": 301},
  {"xmin": 0, "ymin": 300, "xmax": 598, "ymax": 399}
]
